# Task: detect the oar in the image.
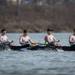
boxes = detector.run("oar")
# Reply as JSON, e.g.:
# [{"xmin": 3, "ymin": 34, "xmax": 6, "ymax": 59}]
[{"xmin": 37, "ymin": 43, "xmax": 46, "ymax": 45}]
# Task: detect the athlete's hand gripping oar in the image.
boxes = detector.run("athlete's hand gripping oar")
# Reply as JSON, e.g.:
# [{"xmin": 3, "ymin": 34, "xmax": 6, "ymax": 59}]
[
  {"xmin": 55, "ymin": 40, "xmax": 60, "ymax": 43},
  {"xmin": 52, "ymin": 40, "xmax": 60, "ymax": 46},
  {"xmin": 8, "ymin": 40, "xmax": 14, "ymax": 46},
  {"xmin": 9, "ymin": 40, "xmax": 13, "ymax": 44}
]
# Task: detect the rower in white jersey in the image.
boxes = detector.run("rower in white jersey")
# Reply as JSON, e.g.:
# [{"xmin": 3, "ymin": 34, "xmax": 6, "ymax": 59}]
[
  {"xmin": 44, "ymin": 28, "xmax": 59, "ymax": 46},
  {"xmin": 69, "ymin": 29, "xmax": 75, "ymax": 46},
  {"xmin": 0, "ymin": 29, "xmax": 9, "ymax": 44},
  {"xmin": 19, "ymin": 29, "xmax": 37, "ymax": 46}
]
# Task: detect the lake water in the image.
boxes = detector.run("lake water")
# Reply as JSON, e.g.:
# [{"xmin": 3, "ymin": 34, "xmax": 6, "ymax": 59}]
[{"xmin": 0, "ymin": 33, "xmax": 75, "ymax": 75}]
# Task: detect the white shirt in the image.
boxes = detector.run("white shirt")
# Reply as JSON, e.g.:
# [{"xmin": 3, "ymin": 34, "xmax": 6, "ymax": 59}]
[
  {"xmin": 44, "ymin": 34, "xmax": 56, "ymax": 43},
  {"xmin": 0, "ymin": 35, "xmax": 8, "ymax": 43},
  {"xmin": 19, "ymin": 35, "xmax": 32, "ymax": 44},
  {"xmin": 69, "ymin": 35, "xmax": 75, "ymax": 44}
]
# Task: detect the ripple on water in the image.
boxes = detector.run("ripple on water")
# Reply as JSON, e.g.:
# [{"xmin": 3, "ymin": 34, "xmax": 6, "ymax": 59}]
[
  {"xmin": 0, "ymin": 50, "xmax": 75, "ymax": 75},
  {"xmin": 0, "ymin": 33, "xmax": 75, "ymax": 75}
]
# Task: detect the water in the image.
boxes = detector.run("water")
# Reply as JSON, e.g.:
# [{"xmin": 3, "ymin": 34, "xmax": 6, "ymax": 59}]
[{"xmin": 0, "ymin": 33, "xmax": 75, "ymax": 75}]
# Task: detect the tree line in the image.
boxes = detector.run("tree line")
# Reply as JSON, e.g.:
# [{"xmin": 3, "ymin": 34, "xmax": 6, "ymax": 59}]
[{"xmin": 0, "ymin": 0, "xmax": 75, "ymax": 32}]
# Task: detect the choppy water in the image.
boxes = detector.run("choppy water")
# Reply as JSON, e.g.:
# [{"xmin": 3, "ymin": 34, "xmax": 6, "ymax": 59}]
[{"xmin": 0, "ymin": 33, "xmax": 75, "ymax": 75}]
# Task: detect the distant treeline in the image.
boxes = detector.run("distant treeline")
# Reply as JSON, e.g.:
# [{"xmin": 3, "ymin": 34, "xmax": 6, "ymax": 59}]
[{"xmin": 0, "ymin": 0, "xmax": 75, "ymax": 32}]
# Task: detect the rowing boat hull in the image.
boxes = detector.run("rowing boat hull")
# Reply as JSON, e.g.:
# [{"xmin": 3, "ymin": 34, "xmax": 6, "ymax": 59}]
[
  {"xmin": 9, "ymin": 45, "xmax": 75, "ymax": 51},
  {"xmin": 61, "ymin": 46, "xmax": 75, "ymax": 51},
  {"xmin": 9, "ymin": 44, "xmax": 30, "ymax": 51}
]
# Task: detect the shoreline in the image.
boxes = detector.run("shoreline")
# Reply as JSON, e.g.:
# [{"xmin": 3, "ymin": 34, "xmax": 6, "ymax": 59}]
[{"xmin": 7, "ymin": 31, "xmax": 72, "ymax": 33}]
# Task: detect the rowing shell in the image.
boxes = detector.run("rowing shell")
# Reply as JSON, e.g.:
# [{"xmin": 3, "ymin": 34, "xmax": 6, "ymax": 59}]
[
  {"xmin": 9, "ymin": 45, "xmax": 75, "ymax": 51},
  {"xmin": 9, "ymin": 44, "xmax": 30, "ymax": 51},
  {"xmin": 0, "ymin": 42, "xmax": 75, "ymax": 51}
]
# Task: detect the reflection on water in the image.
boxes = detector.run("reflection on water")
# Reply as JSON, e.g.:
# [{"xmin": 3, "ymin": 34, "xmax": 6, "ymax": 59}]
[{"xmin": 0, "ymin": 33, "xmax": 75, "ymax": 75}]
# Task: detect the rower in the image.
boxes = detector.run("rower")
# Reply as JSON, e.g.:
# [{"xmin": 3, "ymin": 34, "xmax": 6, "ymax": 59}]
[
  {"xmin": 19, "ymin": 29, "xmax": 37, "ymax": 46},
  {"xmin": 44, "ymin": 28, "xmax": 59, "ymax": 46},
  {"xmin": 69, "ymin": 29, "xmax": 75, "ymax": 46},
  {"xmin": 0, "ymin": 29, "xmax": 9, "ymax": 44}
]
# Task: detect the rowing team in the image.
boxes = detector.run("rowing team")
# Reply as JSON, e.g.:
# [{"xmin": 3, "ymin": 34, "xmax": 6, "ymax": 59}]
[{"xmin": 0, "ymin": 28, "xmax": 75, "ymax": 47}]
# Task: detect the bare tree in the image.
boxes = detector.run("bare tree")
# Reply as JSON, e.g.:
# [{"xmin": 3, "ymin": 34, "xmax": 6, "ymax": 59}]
[
  {"xmin": 16, "ymin": 0, "xmax": 20, "ymax": 16},
  {"xmin": 0, "ymin": 0, "xmax": 7, "ymax": 5}
]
